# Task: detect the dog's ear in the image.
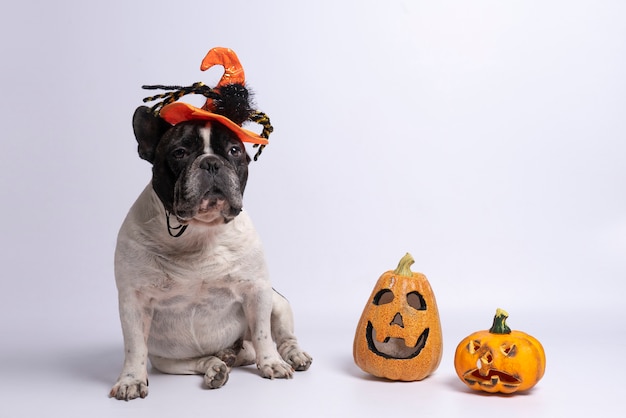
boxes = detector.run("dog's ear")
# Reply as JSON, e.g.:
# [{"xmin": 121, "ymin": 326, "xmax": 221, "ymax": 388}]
[{"xmin": 132, "ymin": 106, "xmax": 171, "ymax": 164}]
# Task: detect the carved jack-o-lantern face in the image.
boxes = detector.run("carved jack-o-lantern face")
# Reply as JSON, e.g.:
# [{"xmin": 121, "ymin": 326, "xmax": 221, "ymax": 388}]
[
  {"xmin": 454, "ymin": 309, "xmax": 546, "ymax": 394},
  {"xmin": 366, "ymin": 276, "xmax": 431, "ymax": 360},
  {"xmin": 353, "ymin": 253, "xmax": 443, "ymax": 381}
]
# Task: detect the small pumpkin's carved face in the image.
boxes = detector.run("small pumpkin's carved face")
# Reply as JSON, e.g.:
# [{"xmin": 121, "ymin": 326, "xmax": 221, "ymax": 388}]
[
  {"xmin": 454, "ymin": 310, "xmax": 546, "ymax": 394},
  {"xmin": 353, "ymin": 254, "xmax": 442, "ymax": 381},
  {"xmin": 457, "ymin": 335, "xmax": 524, "ymax": 393}
]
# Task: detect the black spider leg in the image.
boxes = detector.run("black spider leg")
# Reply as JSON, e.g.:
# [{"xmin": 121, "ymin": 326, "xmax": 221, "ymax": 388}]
[
  {"xmin": 142, "ymin": 82, "xmax": 219, "ymax": 115},
  {"xmin": 249, "ymin": 111, "xmax": 273, "ymax": 161}
]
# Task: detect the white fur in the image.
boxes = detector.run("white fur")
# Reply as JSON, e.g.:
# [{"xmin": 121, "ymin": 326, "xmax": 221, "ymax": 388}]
[
  {"xmin": 199, "ymin": 125, "xmax": 214, "ymax": 155},
  {"xmin": 110, "ymin": 184, "xmax": 311, "ymax": 400}
]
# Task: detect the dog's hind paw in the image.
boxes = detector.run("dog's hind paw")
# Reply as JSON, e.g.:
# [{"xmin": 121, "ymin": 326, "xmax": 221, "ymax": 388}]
[
  {"xmin": 109, "ymin": 377, "xmax": 149, "ymax": 400},
  {"xmin": 202, "ymin": 357, "xmax": 230, "ymax": 389}
]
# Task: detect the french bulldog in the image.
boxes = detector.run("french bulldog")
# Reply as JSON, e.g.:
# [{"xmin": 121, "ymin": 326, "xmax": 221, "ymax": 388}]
[{"xmin": 109, "ymin": 106, "xmax": 312, "ymax": 401}]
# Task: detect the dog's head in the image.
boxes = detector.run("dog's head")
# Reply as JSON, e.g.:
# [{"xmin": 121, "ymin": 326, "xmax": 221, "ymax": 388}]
[{"xmin": 132, "ymin": 106, "xmax": 250, "ymax": 225}]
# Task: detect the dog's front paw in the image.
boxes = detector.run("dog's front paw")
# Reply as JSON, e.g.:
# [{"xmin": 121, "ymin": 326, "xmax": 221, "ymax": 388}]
[
  {"xmin": 258, "ymin": 358, "xmax": 294, "ymax": 379},
  {"xmin": 284, "ymin": 349, "xmax": 313, "ymax": 371},
  {"xmin": 202, "ymin": 357, "xmax": 230, "ymax": 389},
  {"xmin": 278, "ymin": 341, "xmax": 313, "ymax": 372},
  {"xmin": 109, "ymin": 376, "xmax": 148, "ymax": 401}
]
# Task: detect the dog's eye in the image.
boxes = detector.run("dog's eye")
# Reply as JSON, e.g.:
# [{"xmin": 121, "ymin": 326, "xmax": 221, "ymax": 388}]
[
  {"xmin": 229, "ymin": 146, "xmax": 242, "ymax": 157},
  {"xmin": 172, "ymin": 148, "xmax": 187, "ymax": 159}
]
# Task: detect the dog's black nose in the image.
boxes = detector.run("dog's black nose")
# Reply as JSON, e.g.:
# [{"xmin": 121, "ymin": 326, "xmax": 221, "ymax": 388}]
[{"xmin": 200, "ymin": 157, "xmax": 223, "ymax": 173}]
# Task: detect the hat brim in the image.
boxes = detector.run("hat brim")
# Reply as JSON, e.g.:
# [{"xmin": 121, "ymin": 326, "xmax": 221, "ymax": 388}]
[{"xmin": 160, "ymin": 102, "xmax": 269, "ymax": 145}]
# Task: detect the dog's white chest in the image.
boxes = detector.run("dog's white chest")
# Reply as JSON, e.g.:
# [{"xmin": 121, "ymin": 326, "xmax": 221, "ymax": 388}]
[
  {"xmin": 147, "ymin": 280, "xmax": 249, "ymax": 358},
  {"xmin": 142, "ymin": 248, "xmax": 262, "ymax": 358},
  {"xmin": 115, "ymin": 190, "xmax": 269, "ymax": 359}
]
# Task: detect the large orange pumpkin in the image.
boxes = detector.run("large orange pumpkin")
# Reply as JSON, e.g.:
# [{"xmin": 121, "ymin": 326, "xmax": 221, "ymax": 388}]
[
  {"xmin": 353, "ymin": 253, "xmax": 443, "ymax": 381},
  {"xmin": 454, "ymin": 308, "xmax": 546, "ymax": 394}
]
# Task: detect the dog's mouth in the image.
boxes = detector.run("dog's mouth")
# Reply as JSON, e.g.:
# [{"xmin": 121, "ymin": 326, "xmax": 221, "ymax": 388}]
[
  {"xmin": 174, "ymin": 188, "xmax": 242, "ymax": 225},
  {"xmin": 198, "ymin": 193, "xmax": 225, "ymax": 213}
]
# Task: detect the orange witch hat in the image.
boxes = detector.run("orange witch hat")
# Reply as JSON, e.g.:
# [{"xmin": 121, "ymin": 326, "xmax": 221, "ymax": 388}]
[
  {"xmin": 143, "ymin": 47, "xmax": 271, "ymax": 148},
  {"xmin": 160, "ymin": 103, "xmax": 269, "ymax": 145}
]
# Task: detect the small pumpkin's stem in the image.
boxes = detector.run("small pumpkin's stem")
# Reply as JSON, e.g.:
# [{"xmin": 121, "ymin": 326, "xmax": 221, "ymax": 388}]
[
  {"xmin": 394, "ymin": 253, "xmax": 415, "ymax": 276},
  {"xmin": 489, "ymin": 308, "xmax": 512, "ymax": 334}
]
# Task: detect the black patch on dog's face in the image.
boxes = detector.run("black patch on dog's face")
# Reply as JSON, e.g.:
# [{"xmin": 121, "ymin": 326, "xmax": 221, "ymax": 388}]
[
  {"xmin": 151, "ymin": 122, "xmax": 204, "ymax": 213},
  {"xmin": 132, "ymin": 106, "xmax": 250, "ymax": 220}
]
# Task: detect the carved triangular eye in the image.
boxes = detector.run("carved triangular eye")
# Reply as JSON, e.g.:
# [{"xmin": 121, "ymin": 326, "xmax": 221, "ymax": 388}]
[
  {"xmin": 501, "ymin": 343, "xmax": 517, "ymax": 357},
  {"xmin": 373, "ymin": 289, "xmax": 394, "ymax": 305},
  {"xmin": 468, "ymin": 340, "xmax": 481, "ymax": 354}
]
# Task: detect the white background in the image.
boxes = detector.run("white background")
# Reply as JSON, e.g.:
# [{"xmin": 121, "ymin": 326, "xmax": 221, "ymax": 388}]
[{"xmin": 1, "ymin": 0, "xmax": 624, "ymax": 416}]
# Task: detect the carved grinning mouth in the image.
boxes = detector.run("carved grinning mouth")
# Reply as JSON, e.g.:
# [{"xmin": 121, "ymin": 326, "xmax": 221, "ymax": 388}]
[
  {"xmin": 365, "ymin": 322, "xmax": 429, "ymax": 360},
  {"xmin": 463, "ymin": 369, "xmax": 522, "ymax": 388}
]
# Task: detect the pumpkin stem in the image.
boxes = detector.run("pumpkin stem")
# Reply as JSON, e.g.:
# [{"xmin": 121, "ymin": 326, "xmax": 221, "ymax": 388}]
[
  {"xmin": 393, "ymin": 253, "xmax": 415, "ymax": 277},
  {"xmin": 489, "ymin": 308, "xmax": 512, "ymax": 334}
]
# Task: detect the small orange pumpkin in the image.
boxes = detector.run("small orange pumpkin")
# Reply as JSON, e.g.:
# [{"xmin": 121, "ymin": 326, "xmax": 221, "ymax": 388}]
[
  {"xmin": 454, "ymin": 308, "xmax": 546, "ymax": 394},
  {"xmin": 353, "ymin": 253, "xmax": 443, "ymax": 381}
]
